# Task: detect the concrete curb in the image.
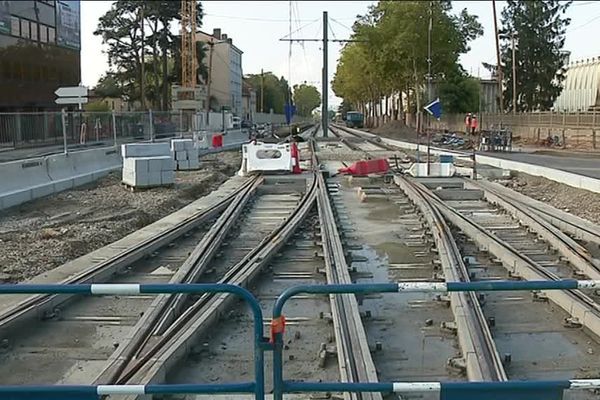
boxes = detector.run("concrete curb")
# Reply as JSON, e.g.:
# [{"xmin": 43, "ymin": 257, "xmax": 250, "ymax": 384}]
[
  {"xmin": 0, "ymin": 147, "xmax": 122, "ymax": 210},
  {"xmin": 379, "ymin": 136, "xmax": 600, "ymax": 194}
]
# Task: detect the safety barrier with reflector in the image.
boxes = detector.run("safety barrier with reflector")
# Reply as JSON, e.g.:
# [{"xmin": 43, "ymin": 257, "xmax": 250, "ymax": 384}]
[
  {"xmin": 238, "ymin": 141, "xmax": 294, "ymax": 176},
  {"xmin": 0, "ymin": 280, "xmax": 599, "ymax": 399}
]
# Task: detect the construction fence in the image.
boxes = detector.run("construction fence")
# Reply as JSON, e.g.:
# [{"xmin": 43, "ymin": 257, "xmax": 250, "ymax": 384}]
[
  {"xmin": 0, "ymin": 110, "xmax": 313, "ymax": 153},
  {"xmin": 428, "ymin": 111, "xmax": 600, "ymax": 150}
]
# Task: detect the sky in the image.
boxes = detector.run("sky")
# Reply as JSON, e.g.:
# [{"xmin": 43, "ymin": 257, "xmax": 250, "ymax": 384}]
[{"xmin": 81, "ymin": 0, "xmax": 600, "ymax": 109}]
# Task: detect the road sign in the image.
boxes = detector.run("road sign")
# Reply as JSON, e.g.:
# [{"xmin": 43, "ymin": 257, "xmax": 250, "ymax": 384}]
[
  {"xmin": 55, "ymin": 86, "xmax": 88, "ymax": 98},
  {"xmin": 284, "ymin": 103, "xmax": 296, "ymax": 125},
  {"xmin": 424, "ymin": 98, "xmax": 442, "ymax": 120},
  {"xmin": 55, "ymin": 97, "xmax": 88, "ymax": 105}
]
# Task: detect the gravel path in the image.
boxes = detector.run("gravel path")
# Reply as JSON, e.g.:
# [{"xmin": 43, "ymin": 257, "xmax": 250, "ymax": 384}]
[
  {"xmin": 499, "ymin": 172, "xmax": 600, "ymax": 225},
  {"xmin": 0, "ymin": 151, "xmax": 241, "ymax": 282}
]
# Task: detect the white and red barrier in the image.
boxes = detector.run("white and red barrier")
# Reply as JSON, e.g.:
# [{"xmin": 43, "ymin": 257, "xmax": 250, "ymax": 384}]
[{"xmin": 238, "ymin": 141, "xmax": 302, "ymax": 176}]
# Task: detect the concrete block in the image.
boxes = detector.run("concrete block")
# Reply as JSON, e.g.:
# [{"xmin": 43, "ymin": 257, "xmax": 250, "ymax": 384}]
[
  {"xmin": 178, "ymin": 160, "xmax": 190, "ymax": 170},
  {"xmin": 184, "ymin": 140, "xmax": 194, "ymax": 151},
  {"xmin": 1, "ymin": 190, "xmax": 32, "ymax": 209},
  {"xmin": 161, "ymin": 170, "xmax": 175, "ymax": 185},
  {"xmin": 73, "ymin": 174, "xmax": 94, "ymax": 186},
  {"xmin": 162, "ymin": 158, "xmax": 175, "ymax": 171},
  {"xmin": 171, "ymin": 140, "xmax": 185, "ymax": 151},
  {"xmin": 188, "ymin": 157, "xmax": 200, "ymax": 169},
  {"xmin": 175, "ymin": 151, "xmax": 188, "ymax": 161},
  {"xmin": 148, "ymin": 158, "xmax": 164, "ymax": 172},
  {"xmin": 53, "ymin": 178, "xmax": 75, "ymax": 192},
  {"xmin": 121, "ymin": 143, "xmax": 170, "ymax": 158},
  {"xmin": 123, "ymin": 157, "xmax": 149, "ymax": 172},
  {"xmin": 31, "ymin": 184, "xmax": 56, "ymax": 199},
  {"xmin": 148, "ymin": 172, "xmax": 162, "ymax": 185}
]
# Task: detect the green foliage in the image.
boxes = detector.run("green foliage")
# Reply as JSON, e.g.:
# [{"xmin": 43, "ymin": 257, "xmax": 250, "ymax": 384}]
[
  {"xmin": 437, "ymin": 68, "xmax": 480, "ymax": 114},
  {"xmin": 94, "ymin": 73, "xmax": 123, "ymax": 98},
  {"xmin": 293, "ymin": 84, "xmax": 321, "ymax": 117},
  {"xmin": 332, "ymin": 1, "xmax": 483, "ymax": 117},
  {"xmin": 500, "ymin": 0, "xmax": 571, "ymax": 111},
  {"xmin": 94, "ymin": 1, "xmax": 204, "ymax": 110},
  {"xmin": 85, "ymin": 101, "xmax": 111, "ymax": 112},
  {"xmin": 337, "ymin": 99, "xmax": 353, "ymax": 119},
  {"xmin": 244, "ymin": 72, "xmax": 291, "ymax": 114}
]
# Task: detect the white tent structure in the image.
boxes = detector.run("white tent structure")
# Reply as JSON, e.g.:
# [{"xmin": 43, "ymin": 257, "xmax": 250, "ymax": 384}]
[{"xmin": 554, "ymin": 58, "xmax": 600, "ymax": 112}]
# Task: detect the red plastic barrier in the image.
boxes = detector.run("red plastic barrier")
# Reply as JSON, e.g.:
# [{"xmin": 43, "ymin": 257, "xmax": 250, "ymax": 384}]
[
  {"xmin": 290, "ymin": 142, "xmax": 301, "ymax": 174},
  {"xmin": 338, "ymin": 158, "xmax": 389, "ymax": 176},
  {"xmin": 212, "ymin": 134, "xmax": 223, "ymax": 148}
]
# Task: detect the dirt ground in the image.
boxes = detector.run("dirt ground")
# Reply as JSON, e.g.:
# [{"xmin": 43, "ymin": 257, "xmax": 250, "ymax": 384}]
[
  {"xmin": 499, "ymin": 172, "xmax": 600, "ymax": 225},
  {"xmin": 0, "ymin": 151, "xmax": 241, "ymax": 283}
]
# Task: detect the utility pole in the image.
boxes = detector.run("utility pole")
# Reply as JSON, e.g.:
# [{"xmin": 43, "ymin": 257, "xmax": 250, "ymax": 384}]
[
  {"xmin": 492, "ymin": 0, "xmax": 503, "ymax": 112},
  {"xmin": 206, "ymin": 41, "xmax": 214, "ymax": 125},
  {"xmin": 511, "ymin": 32, "xmax": 517, "ymax": 114},
  {"xmin": 140, "ymin": 3, "xmax": 145, "ymax": 110},
  {"xmin": 426, "ymin": 1, "xmax": 432, "ymax": 175},
  {"xmin": 279, "ymin": 11, "xmax": 362, "ymax": 138},
  {"xmin": 322, "ymin": 11, "xmax": 328, "ymax": 137},
  {"xmin": 260, "ymin": 68, "xmax": 264, "ymax": 113}
]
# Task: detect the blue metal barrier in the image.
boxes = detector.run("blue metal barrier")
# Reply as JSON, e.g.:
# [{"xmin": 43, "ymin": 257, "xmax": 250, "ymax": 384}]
[
  {"xmin": 0, "ymin": 283, "xmax": 265, "ymax": 400},
  {"xmin": 2, "ymin": 280, "xmax": 600, "ymax": 399},
  {"xmin": 271, "ymin": 280, "xmax": 600, "ymax": 400}
]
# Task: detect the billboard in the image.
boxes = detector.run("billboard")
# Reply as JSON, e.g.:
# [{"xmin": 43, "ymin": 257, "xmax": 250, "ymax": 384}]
[
  {"xmin": 0, "ymin": 1, "xmax": 9, "ymax": 35},
  {"xmin": 56, "ymin": 0, "xmax": 80, "ymax": 50}
]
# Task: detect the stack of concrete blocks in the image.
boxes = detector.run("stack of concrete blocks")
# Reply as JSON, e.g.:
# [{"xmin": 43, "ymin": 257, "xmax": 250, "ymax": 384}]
[
  {"xmin": 171, "ymin": 139, "xmax": 199, "ymax": 170},
  {"xmin": 121, "ymin": 143, "xmax": 175, "ymax": 188}
]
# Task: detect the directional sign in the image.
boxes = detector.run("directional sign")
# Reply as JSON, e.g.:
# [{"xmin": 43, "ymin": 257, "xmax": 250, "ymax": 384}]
[
  {"xmin": 55, "ymin": 97, "xmax": 88, "ymax": 105},
  {"xmin": 424, "ymin": 98, "xmax": 442, "ymax": 120},
  {"xmin": 284, "ymin": 103, "xmax": 296, "ymax": 125},
  {"xmin": 55, "ymin": 86, "xmax": 88, "ymax": 98}
]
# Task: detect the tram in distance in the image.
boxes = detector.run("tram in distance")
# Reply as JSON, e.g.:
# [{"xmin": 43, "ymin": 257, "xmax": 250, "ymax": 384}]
[{"xmin": 345, "ymin": 111, "xmax": 364, "ymax": 128}]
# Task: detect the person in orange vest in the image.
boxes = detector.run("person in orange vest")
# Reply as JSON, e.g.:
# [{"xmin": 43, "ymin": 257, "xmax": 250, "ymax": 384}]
[
  {"xmin": 464, "ymin": 113, "xmax": 472, "ymax": 134},
  {"xmin": 470, "ymin": 115, "xmax": 479, "ymax": 135}
]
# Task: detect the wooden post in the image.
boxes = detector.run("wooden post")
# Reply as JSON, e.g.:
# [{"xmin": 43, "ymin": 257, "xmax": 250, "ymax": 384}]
[
  {"xmin": 593, "ymin": 129, "xmax": 596, "ymax": 150},
  {"xmin": 562, "ymin": 129, "xmax": 566, "ymax": 149}
]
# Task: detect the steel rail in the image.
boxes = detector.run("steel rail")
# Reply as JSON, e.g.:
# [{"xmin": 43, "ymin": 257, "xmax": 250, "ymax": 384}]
[
  {"xmin": 105, "ymin": 174, "xmax": 319, "ymax": 394},
  {"xmin": 330, "ymin": 124, "xmax": 397, "ymax": 151},
  {"xmin": 315, "ymin": 170, "xmax": 382, "ymax": 400},
  {"xmin": 395, "ymin": 174, "xmax": 507, "ymax": 381},
  {"xmin": 464, "ymin": 179, "xmax": 600, "ymax": 281},
  {"xmin": 409, "ymin": 178, "xmax": 600, "ymax": 339},
  {"xmin": 92, "ymin": 175, "xmax": 264, "ymax": 385},
  {"xmin": 0, "ymin": 176, "xmax": 261, "ymax": 332}
]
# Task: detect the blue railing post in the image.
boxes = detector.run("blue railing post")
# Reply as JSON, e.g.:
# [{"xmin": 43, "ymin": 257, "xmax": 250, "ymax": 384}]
[
  {"xmin": 0, "ymin": 283, "xmax": 266, "ymax": 400},
  {"xmin": 272, "ymin": 283, "xmax": 398, "ymax": 400}
]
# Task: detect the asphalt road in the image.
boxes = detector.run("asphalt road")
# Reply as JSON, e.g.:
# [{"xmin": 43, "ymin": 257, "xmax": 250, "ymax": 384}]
[{"xmin": 480, "ymin": 151, "xmax": 600, "ymax": 179}]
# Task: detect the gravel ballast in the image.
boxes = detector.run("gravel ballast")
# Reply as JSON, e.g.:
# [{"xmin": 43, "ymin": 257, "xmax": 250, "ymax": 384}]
[{"xmin": 0, "ymin": 151, "xmax": 241, "ymax": 282}]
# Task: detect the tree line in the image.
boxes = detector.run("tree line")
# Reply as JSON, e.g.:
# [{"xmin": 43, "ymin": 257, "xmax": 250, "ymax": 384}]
[{"xmin": 332, "ymin": 0, "xmax": 572, "ymax": 126}]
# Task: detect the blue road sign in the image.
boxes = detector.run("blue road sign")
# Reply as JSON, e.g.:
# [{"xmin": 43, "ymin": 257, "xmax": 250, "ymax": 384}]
[
  {"xmin": 424, "ymin": 98, "xmax": 442, "ymax": 120},
  {"xmin": 284, "ymin": 104, "xmax": 296, "ymax": 125}
]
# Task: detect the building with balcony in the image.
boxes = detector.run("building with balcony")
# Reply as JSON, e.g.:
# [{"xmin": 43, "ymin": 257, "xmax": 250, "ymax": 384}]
[{"xmin": 0, "ymin": 0, "xmax": 81, "ymax": 111}]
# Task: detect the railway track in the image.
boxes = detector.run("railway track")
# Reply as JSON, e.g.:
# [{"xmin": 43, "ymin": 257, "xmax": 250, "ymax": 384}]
[{"xmin": 326, "ymin": 134, "xmax": 600, "ymax": 391}]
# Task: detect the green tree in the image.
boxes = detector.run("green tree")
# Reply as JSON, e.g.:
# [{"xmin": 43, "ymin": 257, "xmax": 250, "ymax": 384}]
[
  {"xmin": 85, "ymin": 101, "xmax": 111, "ymax": 112},
  {"xmin": 500, "ymin": 0, "xmax": 571, "ymax": 112},
  {"xmin": 245, "ymin": 72, "xmax": 291, "ymax": 114},
  {"xmin": 437, "ymin": 67, "xmax": 480, "ymax": 114},
  {"xmin": 94, "ymin": 73, "xmax": 123, "ymax": 98},
  {"xmin": 332, "ymin": 1, "xmax": 483, "ymax": 126},
  {"xmin": 293, "ymin": 84, "xmax": 321, "ymax": 117},
  {"xmin": 94, "ymin": 1, "xmax": 204, "ymax": 110}
]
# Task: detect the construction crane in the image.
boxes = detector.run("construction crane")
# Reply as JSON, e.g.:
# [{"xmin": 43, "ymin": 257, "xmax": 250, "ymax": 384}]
[{"xmin": 181, "ymin": 0, "xmax": 197, "ymax": 92}]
